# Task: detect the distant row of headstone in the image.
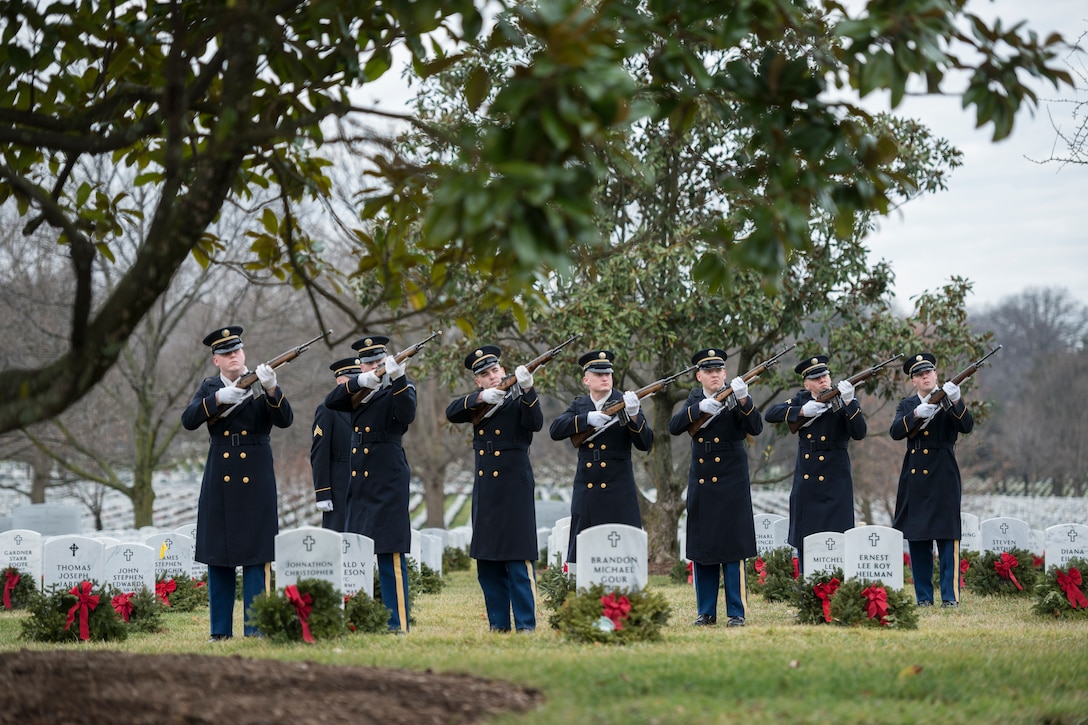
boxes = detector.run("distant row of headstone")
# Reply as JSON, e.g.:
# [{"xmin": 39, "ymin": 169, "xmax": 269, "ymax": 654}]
[{"xmin": 0, "ymin": 519, "xmax": 471, "ymax": 599}]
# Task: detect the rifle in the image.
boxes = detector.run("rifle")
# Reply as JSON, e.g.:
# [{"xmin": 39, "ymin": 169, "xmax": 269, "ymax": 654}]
[
  {"xmin": 787, "ymin": 353, "xmax": 903, "ymax": 434},
  {"xmin": 906, "ymin": 344, "xmax": 1002, "ymax": 439},
  {"xmin": 570, "ymin": 364, "xmax": 697, "ymax": 447},
  {"xmin": 470, "ymin": 333, "xmax": 581, "ymax": 425},
  {"xmin": 687, "ymin": 344, "xmax": 795, "ymax": 437},
  {"xmin": 209, "ymin": 329, "xmax": 331, "ymax": 423},
  {"xmin": 351, "ymin": 330, "xmax": 442, "ymax": 408}
]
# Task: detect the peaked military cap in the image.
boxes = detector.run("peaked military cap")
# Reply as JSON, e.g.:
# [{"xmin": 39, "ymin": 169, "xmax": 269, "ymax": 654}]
[
  {"xmin": 795, "ymin": 355, "xmax": 830, "ymax": 379},
  {"xmin": 904, "ymin": 352, "xmax": 937, "ymax": 376},
  {"xmin": 465, "ymin": 345, "xmax": 502, "ymax": 375},
  {"xmin": 692, "ymin": 348, "xmax": 727, "ymax": 370},
  {"xmin": 202, "ymin": 326, "xmax": 244, "ymax": 354},
  {"xmin": 330, "ymin": 357, "xmax": 362, "ymax": 378},
  {"xmin": 578, "ymin": 350, "xmax": 615, "ymax": 374},
  {"xmin": 351, "ymin": 335, "xmax": 389, "ymax": 363}
]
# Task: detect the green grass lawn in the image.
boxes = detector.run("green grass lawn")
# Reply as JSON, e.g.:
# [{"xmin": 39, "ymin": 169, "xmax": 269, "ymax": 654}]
[{"xmin": 2, "ymin": 568, "xmax": 1086, "ymax": 724}]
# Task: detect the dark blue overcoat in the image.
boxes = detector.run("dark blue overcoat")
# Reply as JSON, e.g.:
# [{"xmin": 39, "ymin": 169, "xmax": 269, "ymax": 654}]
[{"xmin": 310, "ymin": 402, "xmax": 353, "ymax": 531}]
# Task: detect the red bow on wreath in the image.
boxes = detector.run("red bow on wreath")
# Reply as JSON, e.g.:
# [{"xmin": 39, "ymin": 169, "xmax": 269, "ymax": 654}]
[
  {"xmin": 601, "ymin": 592, "xmax": 631, "ymax": 631},
  {"xmin": 686, "ymin": 561, "xmax": 693, "ymax": 584},
  {"xmin": 3, "ymin": 570, "xmax": 19, "ymax": 610},
  {"xmin": 813, "ymin": 577, "xmax": 841, "ymax": 623},
  {"xmin": 65, "ymin": 580, "xmax": 100, "ymax": 641},
  {"xmin": 156, "ymin": 578, "xmax": 177, "ymax": 605},
  {"xmin": 959, "ymin": 558, "xmax": 969, "ymax": 589},
  {"xmin": 285, "ymin": 585, "xmax": 315, "ymax": 643},
  {"xmin": 1056, "ymin": 567, "xmax": 1088, "ymax": 609},
  {"xmin": 862, "ymin": 585, "xmax": 888, "ymax": 626},
  {"xmin": 754, "ymin": 557, "xmax": 767, "ymax": 585},
  {"xmin": 994, "ymin": 552, "xmax": 1023, "ymax": 590},
  {"xmin": 791, "ymin": 557, "xmax": 799, "ymax": 580},
  {"xmin": 111, "ymin": 592, "xmax": 135, "ymax": 622}
]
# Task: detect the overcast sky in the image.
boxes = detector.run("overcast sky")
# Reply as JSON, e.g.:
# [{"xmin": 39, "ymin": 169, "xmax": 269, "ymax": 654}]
[{"xmin": 861, "ymin": 1, "xmax": 1087, "ymax": 313}]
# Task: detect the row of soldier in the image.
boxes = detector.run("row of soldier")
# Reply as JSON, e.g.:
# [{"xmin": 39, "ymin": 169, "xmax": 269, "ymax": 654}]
[{"xmin": 184, "ymin": 326, "xmax": 974, "ymax": 639}]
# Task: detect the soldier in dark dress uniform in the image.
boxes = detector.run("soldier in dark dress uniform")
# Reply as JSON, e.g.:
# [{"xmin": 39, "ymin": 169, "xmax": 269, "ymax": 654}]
[
  {"xmin": 891, "ymin": 352, "xmax": 974, "ymax": 607},
  {"xmin": 182, "ymin": 325, "xmax": 294, "ymax": 640},
  {"xmin": 764, "ymin": 355, "xmax": 866, "ymax": 572},
  {"xmin": 310, "ymin": 356, "xmax": 360, "ymax": 531},
  {"xmin": 549, "ymin": 350, "xmax": 653, "ymax": 564},
  {"xmin": 446, "ymin": 345, "xmax": 542, "ymax": 632},
  {"xmin": 669, "ymin": 348, "xmax": 763, "ymax": 627},
  {"xmin": 325, "ymin": 335, "xmax": 416, "ymax": 632}
]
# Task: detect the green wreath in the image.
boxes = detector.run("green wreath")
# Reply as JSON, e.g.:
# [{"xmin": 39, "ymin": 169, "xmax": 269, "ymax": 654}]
[
  {"xmin": 794, "ymin": 569, "xmax": 845, "ymax": 625},
  {"xmin": 2, "ymin": 566, "xmax": 38, "ymax": 610},
  {"xmin": 760, "ymin": 546, "xmax": 799, "ymax": 602},
  {"xmin": 745, "ymin": 556, "xmax": 767, "ymax": 594},
  {"xmin": 344, "ymin": 590, "xmax": 393, "ymax": 633},
  {"xmin": 155, "ymin": 574, "xmax": 208, "ymax": 612},
  {"xmin": 554, "ymin": 583, "xmax": 671, "ymax": 644},
  {"xmin": 247, "ymin": 578, "xmax": 345, "ymax": 643},
  {"xmin": 827, "ymin": 579, "xmax": 919, "ymax": 629},
  {"xmin": 1032, "ymin": 557, "xmax": 1088, "ymax": 619},
  {"xmin": 963, "ymin": 548, "xmax": 1040, "ymax": 596},
  {"xmin": 21, "ymin": 581, "xmax": 128, "ymax": 643},
  {"xmin": 109, "ymin": 588, "xmax": 165, "ymax": 634}
]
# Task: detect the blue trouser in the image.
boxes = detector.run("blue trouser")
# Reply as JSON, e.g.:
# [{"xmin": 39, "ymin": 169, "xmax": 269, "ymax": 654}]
[
  {"xmin": 377, "ymin": 552, "xmax": 410, "ymax": 632},
  {"xmin": 693, "ymin": 560, "xmax": 747, "ymax": 619},
  {"xmin": 476, "ymin": 559, "xmax": 537, "ymax": 631},
  {"xmin": 908, "ymin": 539, "xmax": 960, "ymax": 604},
  {"xmin": 208, "ymin": 563, "xmax": 269, "ymax": 637}
]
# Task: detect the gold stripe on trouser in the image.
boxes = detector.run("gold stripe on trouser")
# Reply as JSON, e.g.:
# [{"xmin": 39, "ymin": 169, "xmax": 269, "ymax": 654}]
[
  {"xmin": 263, "ymin": 562, "xmax": 271, "ymax": 595},
  {"xmin": 952, "ymin": 540, "xmax": 960, "ymax": 602},
  {"xmin": 525, "ymin": 560, "xmax": 538, "ymax": 602},
  {"xmin": 739, "ymin": 562, "xmax": 748, "ymax": 617},
  {"xmin": 392, "ymin": 552, "xmax": 408, "ymax": 630}
]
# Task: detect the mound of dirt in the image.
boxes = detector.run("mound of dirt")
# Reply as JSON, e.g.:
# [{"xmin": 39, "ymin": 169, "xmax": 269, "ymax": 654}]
[{"xmin": 0, "ymin": 650, "xmax": 542, "ymax": 724}]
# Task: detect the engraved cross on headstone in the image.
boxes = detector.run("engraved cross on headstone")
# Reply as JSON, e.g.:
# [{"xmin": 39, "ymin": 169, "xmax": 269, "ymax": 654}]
[
  {"xmin": 824, "ymin": 537, "xmax": 837, "ymax": 551},
  {"xmin": 13, "ymin": 534, "xmax": 23, "ymax": 546},
  {"xmin": 868, "ymin": 532, "xmax": 881, "ymax": 547},
  {"xmin": 69, "ymin": 543, "xmax": 80, "ymax": 557},
  {"xmin": 608, "ymin": 531, "xmax": 622, "ymax": 548},
  {"xmin": 124, "ymin": 548, "xmax": 135, "ymax": 562},
  {"xmin": 1000, "ymin": 523, "xmax": 1010, "ymax": 535},
  {"xmin": 762, "ymin": 519, "xmax": 773, "ymax": 530},
  {"xmin": 1068, "ymin": 528, "xmax": 1079, "ymax": 543},
  {"xmin": 303, "ymin": 535, "xmax": 316, "ymax": 552},
  {"xmin": 343, "ymin": 539, "xmax": 352, "ymax": 554}
]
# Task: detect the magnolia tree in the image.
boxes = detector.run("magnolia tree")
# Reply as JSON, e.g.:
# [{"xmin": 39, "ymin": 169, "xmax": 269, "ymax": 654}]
[{"xmin": 0, "ymin": 0, "xmax": 1072, "ymax": 436}]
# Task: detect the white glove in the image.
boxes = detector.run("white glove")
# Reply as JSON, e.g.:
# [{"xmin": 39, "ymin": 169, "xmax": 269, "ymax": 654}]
[
  {"xmin": 216, "ymin": 385, "xmax": 247, "ymax": 406},
  {"xmin": 357, "ymin": 370, "xmax": 381, "ymax": 389},
  {"xmin": 384, "ymin": 355, "xmax": 406, "ymax": 379},
  {"xmin": 837, "ymin": 379, "xmax": 855, "ymax": 404},
  {"xmin": 587, "ymin": 411, "xmax": 612, "ymax": 427},
  {"xmin": 479, "ymin": 387, "xmax": 505, "ymax": 405},
  {"xmin": 699, "ymin": 397, "xmax": 723, "ymax": 415},
  {"xmin": 515, "ymin": 365, "xmax": 534, "ymax": 389},
  {"xmin": 316, "ymin": 500, "xmax": 334, "ymax": 512},
  {"xmin": 730, "ymin": 376, "xmax": 749, "ymax": 400},
  {"xmin": 623, "ymin": 391, "xmax": 640, "ymax": 417},
  {"xmin": 801, "ymin": 400, "xmax": 829, "ymax": 418},
  {"xmin": 256, "ymin": 363, "xmax": 277, "ymax": 390},
  {"xmin": 942, "ymin": 380, "xmax": 961, "ymax": 403},
  {"xmin": 914, "ymin": 403, "xmax": 939, "ymax": 419}
]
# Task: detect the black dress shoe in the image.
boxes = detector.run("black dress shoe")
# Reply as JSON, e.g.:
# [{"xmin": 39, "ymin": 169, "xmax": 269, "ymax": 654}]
[
  {"xmin": 916, "ymin": 601, "xmax": 934, "ymax": 607},
  {"xmin": 941, "ymin": 600, "xmax": 959, "ymax": 608},
  {"xmin": 208, "ymin": 634, "xmax": 232, "ymax": 642},
  {"xmin": 692, "ymin": 614, "xmax": 717, "ymax": 626},
  {"xmin": 726, "ymin": 616, "xmax": 746, "ymax": 628}
]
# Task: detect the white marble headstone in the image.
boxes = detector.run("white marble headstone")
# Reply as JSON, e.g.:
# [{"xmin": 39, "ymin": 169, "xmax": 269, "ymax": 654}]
[
  {"xmin": 1045, "ymin": 523, "xmax": 1088, "ymax": 570},
  {"xmin": 274, "ymin": 526, "xmax": 343, "ymax": 590},
  {"xmin": 420, "ymin": 533, "xmax": 443, "ymax": 576},
  {"xmin": 174, "ymin": 523, "xmax": 208, "ymax": 580},
  {"xmin": 771, "ymin": 518, "xmax": 791, "ymax": 552},
  {"xmin": 979, "ymin": 517, "xmax": 1031, "ymax": 554},
  {"xmin": 0, "ymin": 529, "xmax": 43, "ymax": 583},
  {"xmin": 553, "ymin": 516, "xmax": 571, "ymax": 566},
  {"xmin": 42, "ymin": 535, "xmax": 105, "ymax": 591},
  {"xmin": 103, "ymin": 543, "xmax": 156, "ymax": 594},
  {"xmin": 753, "ymin": 514, "xmax": 785, "ymax": 554},
  {"xmin": 844, "ymin": 525, "xmax": 903, "ymax": 590},
  {"xmin": 960, "ymin": 513, "xmax": 981, "ymax": 552},
  {"xmin": 419, "ymin": 527, "xmax": 448, "ymax": 549},
  {"xmin": 341, "ymin": 532, "xmax": 375, "ymax": 598},
  {"xmin": 803, "ymin": 531, "xmax": 845, "ymax": 576},
  {"xmin": 144, "ymin": 532, "xmax": 194, "ymax": 581},
  {"xmin": 575, "ymin": 524, "xmax": 648, "ymax": 592}
]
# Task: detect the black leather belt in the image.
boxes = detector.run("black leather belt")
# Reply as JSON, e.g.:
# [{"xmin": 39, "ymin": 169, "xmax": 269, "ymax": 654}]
[
  {"xmin": 210, "ymin": 434, "xmax": 270, "ymax": 447},
  {"xmin": 476, "ymin": 441, "xmax": 527, "ymax": 453},
  {"xmin": 351, "ymin": 432, "xmax": 402, "ymax": 445},
  {"xmin": 806, "ymin": 441, "xmax": 848, "ymax": 451}
]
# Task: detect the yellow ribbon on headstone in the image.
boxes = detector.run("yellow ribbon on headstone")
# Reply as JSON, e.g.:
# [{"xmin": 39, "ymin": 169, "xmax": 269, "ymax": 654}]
[{"xmin": 159, "ymin": 541, "xmax": 168, "ymax": 559}]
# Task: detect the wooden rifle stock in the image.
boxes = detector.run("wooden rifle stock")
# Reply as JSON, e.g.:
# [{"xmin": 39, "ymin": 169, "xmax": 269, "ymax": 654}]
[
  {"xmin": 470, "ymin": 333, "xmax": 580, "ymax": 425},
  {"xmin": 350, "ymin": 330, "xmax": 442, "ymax": 408},
  {"xmin": 787, "ymin": 353, "xmax": 903, "ymax": 434},
  {"xmin": 208, "ymin": 329, "xmax": 331, "ymax": 423},
  {"xmin": 906, "ymin": 345, "xmax": 1001, "ymax": 439},
  {"xmin": 686, "ymin": 344, "xmax": 795, "ymax": 437},
  {"xmin": 569, "ymin": 364, "xmax": 697, "ymax": 447}
]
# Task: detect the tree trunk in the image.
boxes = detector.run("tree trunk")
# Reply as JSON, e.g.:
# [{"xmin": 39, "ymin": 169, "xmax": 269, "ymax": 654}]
[{"xmin": 641, "ymin": 394, "xmax": 685, "ymax": 574}]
